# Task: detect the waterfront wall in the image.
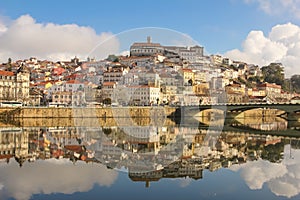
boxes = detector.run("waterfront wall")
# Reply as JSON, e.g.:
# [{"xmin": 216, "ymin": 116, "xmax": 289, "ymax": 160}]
[
  {"xmin": 0, "ymin": 107, "xmax": 176, "ymax": 118},
  {"xmin": 0, "ymin": 107, "xmax": 177, "ymax": 127}
]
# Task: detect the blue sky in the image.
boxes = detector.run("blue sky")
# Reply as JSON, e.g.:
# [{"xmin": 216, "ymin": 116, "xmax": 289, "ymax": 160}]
[
  {"xmin": 0, "ymin": 0, "xmax": 288, "ymax": 53},
  {"xmin": 0, "ymin": 0, "xmax": 300, "ymax": 76}
]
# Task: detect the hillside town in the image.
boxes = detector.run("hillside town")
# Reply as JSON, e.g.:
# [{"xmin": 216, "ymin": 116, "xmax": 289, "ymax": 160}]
[{"xmin": 0, "ymin": 36, "xmax": 299, "ymax": 107}]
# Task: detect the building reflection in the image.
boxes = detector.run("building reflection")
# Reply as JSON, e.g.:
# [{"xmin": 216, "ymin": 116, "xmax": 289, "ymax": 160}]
[{"xmin": 0, "ymin": 117, "xmax": 299, "ymax": 187}]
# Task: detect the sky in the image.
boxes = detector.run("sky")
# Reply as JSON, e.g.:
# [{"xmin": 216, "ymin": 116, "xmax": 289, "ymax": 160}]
[{"xmin": 0, "ymin": 0, "xmax": 300, "ymax": 76}]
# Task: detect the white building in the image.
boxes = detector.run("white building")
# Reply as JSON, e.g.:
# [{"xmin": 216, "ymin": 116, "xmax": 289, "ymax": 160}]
[
  {"xmin": 47, "ymin": 80, "xmax": 85, "ymax": 98},
  {"xmin": 52, "ymin": 91, "xmax": 85, "ymax": 106},
  {"xmin": 103, "ymin": 67, "xmax": 128, "ymax": 83},
  {"xmin": 210, "ymin": 76, "xmax": 230, "ymax": 90},
  {"xmin": 222, "ymin": 58, "xmax": 233, "ymax": 66},
  {"xmin": 164, "ymin": 45, "xmax": 204, "ymax": 63},
  {"xmin": 130, "ymin": 36, "xmax": 164, "ymax": 57},
  {"xmin": 0, "ymin": 66, "xmax": 30, "ymax": 102},
  {"xmin": 126, "ymin": 85, "xmax": 160, "ymax": 106},
  {"xmin": 130, "ymin": 37, "xmax": 204, "ymax": 63}
]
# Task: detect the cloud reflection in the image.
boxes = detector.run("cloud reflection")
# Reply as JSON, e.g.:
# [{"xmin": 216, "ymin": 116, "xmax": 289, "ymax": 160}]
[
  {"xmin": 0, "ymin": 159, "xmax": 118, "ymax": 200},
  {"xmin": 230, "ymin": 145, "xmax": 300, "ymax": 198}
]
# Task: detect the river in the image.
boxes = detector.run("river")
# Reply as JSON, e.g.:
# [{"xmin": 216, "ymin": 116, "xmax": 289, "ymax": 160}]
[{"xmin": 0, "ymin": 113, "xmax": 300, "ymax": 200}]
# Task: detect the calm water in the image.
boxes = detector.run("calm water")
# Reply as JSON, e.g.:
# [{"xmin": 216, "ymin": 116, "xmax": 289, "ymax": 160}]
[{"xmin": 1, "ymin": 116, "xmax": 300, "ymax": 200}]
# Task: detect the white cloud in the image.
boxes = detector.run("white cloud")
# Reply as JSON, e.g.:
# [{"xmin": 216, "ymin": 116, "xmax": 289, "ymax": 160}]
[
  {"xmin": 225, "ymin": 22, "xmax": 300, "ymax": 77},
  {"xmin": 0, "ymin": 14, "xmax": 120, "ymax": 62},
  {"xmin": 0, "ymin": 159, "xmax": 118, "ymax": 200},
  {"xmin": 244, "ymin": 0, "xmax": 300, "ymax": 19},
  {"xmin": 120, "ymin": 50, "xmax": 130, "ymax": 56}
]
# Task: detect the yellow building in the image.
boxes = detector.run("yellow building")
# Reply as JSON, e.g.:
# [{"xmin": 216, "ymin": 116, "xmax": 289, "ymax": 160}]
[
  {"xmin": 179, "ymin": 68, "xmax": 195, "ymax": 86},
  {"xmin": 193, "ymin": 82, "xmax": 209, "ymax": 96},
  {"xmin": 225, "ymin": 83, "xmax": 246, "ymax": 95}
]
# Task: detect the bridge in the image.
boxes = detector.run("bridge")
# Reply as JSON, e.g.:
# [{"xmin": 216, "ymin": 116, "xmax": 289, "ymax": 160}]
[
  {"xmin": 175, "ymin": 114, "xmax": 300, "ymax": 138},
  {"xmin": 176, "ymin": 102, "xmax": 300, "ymax": 120}
]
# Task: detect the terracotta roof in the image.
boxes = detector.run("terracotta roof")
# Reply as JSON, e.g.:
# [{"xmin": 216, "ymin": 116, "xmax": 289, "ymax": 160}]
[
  {"xmin": 66, "ymin": 80, "xmax": 82, "ymax": 84},
  {"xmin": 0, "ymin": 70, "xmax": 14, "ymax": 76},
  {"xmin": 64, "ymin": 145, "xmax": 84, "ymax": 153},
  {"xmin": 120, "ymin": 56, "xmax": 154, "ymax": 61},
  {"xmin": 102, "ymin": 82, "xmax": 116, "ymax": 86},
  {"xmin": 131, "ymin": 42, "xmax": 162, "ymax": 47},
  {"xmin": 127, "ymin": 85, "xmax": 146, "ymax": 88},
  {"xmin": 0, "ymin": 154, "xmax": 13, "ymax": 159},
  {"xmin": 257, "ymin": 83, "xmax": 281, "ymax": 89},
  {"xmin": 181, "ymin": 68, "xmax": 193, "ymax": 73}
]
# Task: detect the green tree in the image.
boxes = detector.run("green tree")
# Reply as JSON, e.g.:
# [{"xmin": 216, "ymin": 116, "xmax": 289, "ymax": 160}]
[
  {"xmin": 248, "ymin": 76, "xmax": 261, "ymax": 83},
  {"xmin": 106, "ymin": 55, "xmax": 119, "ymax": 62},
  {"xmin": 283, "ymin": 78, "xmax": 292, "ymax": 92},
  {"xmin": 103, "ymin": 98, "xmax": 112, "ymax": 105},
  {"xmin": 261, "ymin": 63, "xmax": 285, "ymax": 85},
  {"xmin": 7, "ymin": 58, "xmax": 12, "ymax": 71},
  {"xmin": 291, "ymin": 74, "xmax": 300, "ymax": 93}
]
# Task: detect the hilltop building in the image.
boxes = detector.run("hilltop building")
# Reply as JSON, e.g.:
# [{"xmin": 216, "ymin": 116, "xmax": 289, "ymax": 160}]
[{"xmin": 130, "ymin": 37, "xmax": 204, "ymax": 63}]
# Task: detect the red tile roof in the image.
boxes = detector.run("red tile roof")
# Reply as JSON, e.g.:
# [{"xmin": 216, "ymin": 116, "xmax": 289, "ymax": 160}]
[
  {"xmin": 102, "ymin": 82, "xmax": 116, "ymax": 86},
  {"xmin": 0, "ymin": 70, "xmax": 14, "ymax": 76},
  {"xmin": 66, "ymin": 80, "xmax": 82, "ymax": 84}
]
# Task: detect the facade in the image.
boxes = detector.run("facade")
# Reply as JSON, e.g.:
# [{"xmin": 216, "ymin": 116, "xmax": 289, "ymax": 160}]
[
  {"xmin": 250, "ymin": 88, "xmax": 266, "ymax": 97},
  {"xmin": 164, "ymin": 45, "xmax": 204, "ymax": 63},
  {"xmin": 193, "ymin": 82, "xmax": 210, "ymax": 96},
  {"xmin": 0, "ymin": 128, "xmax": 29, "ymax": 166},
  {"xmin": 138, "ymin": 67, "xmax": 161, "ymax": 87},
  {"xmin": 119, "ymin": 56, "xmax": 156, "ymax": 68},
  {"xmin": 211, "ymin": 55, "xmax": 223, "ymax": 65},
  {"xmin": 179, "ymin": 68, "xmax": 195, "ymax": 86},
  {"xmin": 210, "ymin": 76, "xmax": 230, "ymax": 90},
  {"xmin": 225, "ymin": 83, "xmax": 246, "ymax": 95},
  {"xmin": 160, "ymin": 85, "xmax": 177, "ymax": 104},
  {"xmin": 160, "ymin": 73, "xmax": 176, "ymax": 86},
  {"xmin": 130, "ymin": 37, "xmax": 204, "ymax": 63},
  {"xmin": 257, "ymin": 83, "xmax": 282, "ymax": 94},
  {"xmin": 103, "ymin": 65, "xmax": 128, "ymax": 83},
  {"xmin": 101, "ymin": 82, "xmax": 117, "ymax": 101},
  {"xmin": 52, "ymin": 91, "xmax": 85, "ymax": 106},
  {"xmin": 0, "ymin": 67, "xmax": 30, "ymax": 103},
  {"xmin": 223, "ymin": 58, "xmax": 233, "ymax": 66},
  {"xmin": 126, "ymin": 85, "xmax": 160, "ymax": 106},
  {"xmin": 130, "ymin": 37, "xmax": 164, "ymax": 57},
  {"xmin": 48, "ymin": 80, "xmax": 85, "ymax": 98}
]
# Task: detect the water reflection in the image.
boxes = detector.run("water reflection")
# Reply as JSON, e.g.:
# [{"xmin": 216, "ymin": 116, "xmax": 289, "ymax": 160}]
[
  {"xmin": 0, "ymin": 159, "xmax": 117, "ymax": 200},
  {"xmin": 0, "ymin": 116, "xmax": 300, "ymax": 199}
]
